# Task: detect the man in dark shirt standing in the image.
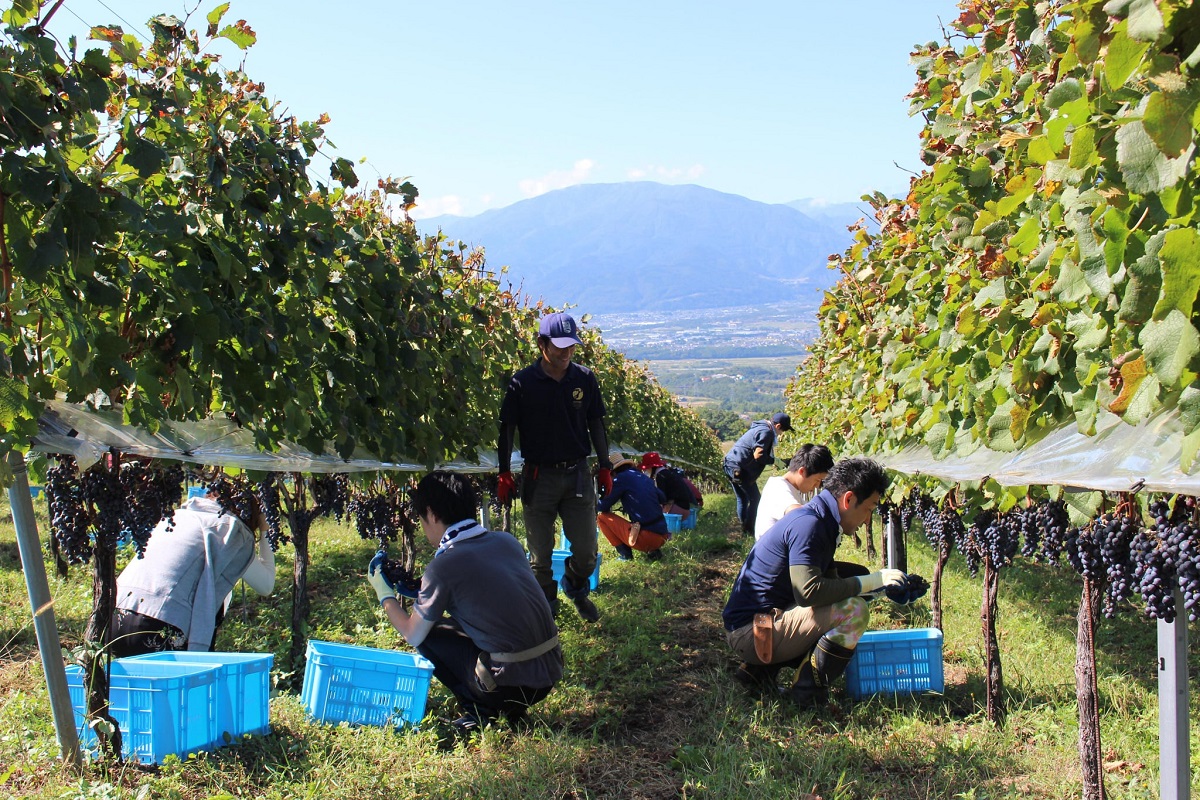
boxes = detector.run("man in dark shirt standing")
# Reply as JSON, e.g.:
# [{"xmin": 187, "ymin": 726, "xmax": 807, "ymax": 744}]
[
  {"xmin": 724, "ymin": 412, "xmax": 791, "ymax": 536},
  {"xmin": 497, "ymin": 312, "xmax": 612, "ymax": 623}
]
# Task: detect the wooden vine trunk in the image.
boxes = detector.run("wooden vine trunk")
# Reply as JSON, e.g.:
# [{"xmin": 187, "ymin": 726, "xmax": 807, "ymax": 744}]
[
  {"xmin": 288, "ymin": 510, "xmax": 311, "ymax": 691},
  {"xmin": 981, "ymin": 560, "xmax": 1004, "ymax": 725},
  {"xmin": 83, "ymin": 537, "xmax": 122, "ymax": 759},
  {"xmin": 931, "ymin": 542, "xmax": 952, "ymax": 631},
  {"xmin": 1076, "ymin": 578, "xmax": 1106, "ymax": 800}
]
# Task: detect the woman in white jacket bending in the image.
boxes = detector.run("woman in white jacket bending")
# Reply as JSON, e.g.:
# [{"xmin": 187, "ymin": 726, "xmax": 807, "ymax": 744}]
[{"xmin": 110, "ymin": 492, "xmax": 275, "ymax": 657}]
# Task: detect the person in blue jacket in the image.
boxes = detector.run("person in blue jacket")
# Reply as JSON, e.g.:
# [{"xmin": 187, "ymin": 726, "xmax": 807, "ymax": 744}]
[
  {"xmin": 724, "ymin": 412, "xmax": 791, "ymax": 536},
  {"xmin": 596, "ymin": 453, "xmax": 670, "ymax": 561}
]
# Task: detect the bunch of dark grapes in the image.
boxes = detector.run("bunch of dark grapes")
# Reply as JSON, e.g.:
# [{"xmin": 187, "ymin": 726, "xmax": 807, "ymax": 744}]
[
  {"xmin": 1033, "ymin": 499, "xmax": 1070, "ymax": 564},
  {"xmin": 897, "ymin": 490, "xmax": 919, "ymax": 533},
  {"xmin": 80, "ymin": 461, "xmax": 126, "ymax": 550},
  {"xmin": 1015, "ymin": 504, "xmax": 1042, "ymax": 560},
  {"xmin": 1132, "ymin": 500, "xmax": 1178, "ymax": 622},
  {"xmin": 916, "ymin": 494, "xmax": 956, "ymax": 555},
  {"xmin": 981, "ymin": 511, "xmax": 1020, "ymax": 570},
  {"xmin": 1096, "ymin": 512, "xmax": 1139, "ymax": 617},
  {"xmin": 378, "ymin": 553, "xmax": 421, "ymax": 598},
  {"xmin": 1064, "ymin": 522, "xmax": 1102, "ymax": 581},
  {"xmin": 205, "ymin": 472, "xmax": 259, "ymax": 527},
  {"xmin": 45, "ymin": 455, "xmax": 92, "ymax": 564},
  {"xmin": 1165, "ymin": 512, "xmax": 1199, "ymax": 622},
  {"xmin": 310, "ymin": 474, "xmax": 350, "ymax": 522},
  {"xmin": 958, "ymin": 512, "xmax": 988, "ymax": 577},
  {"xmin": 255, "ymin": 473, "xmax": 287, "ymax": 548},
  {"xmin": 350, "ymin": 491, "xmax": 401, "ymax": 544},
  {"xmin": 119, "ymin": 461, "xmax": 185, "ymax": 557}
]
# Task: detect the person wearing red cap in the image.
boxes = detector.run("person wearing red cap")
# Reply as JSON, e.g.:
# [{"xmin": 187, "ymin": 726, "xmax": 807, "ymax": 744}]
[
  {"xmin": 640, "ymin": 451, "xmax": 696, "ymax": 522},
  {"xmin": 497, "ymin": 312, "xmax": 612, "ymax": 623},
  {"xmin": 597, "ymin": 453, "xmax": 670, "ymax": 561}
]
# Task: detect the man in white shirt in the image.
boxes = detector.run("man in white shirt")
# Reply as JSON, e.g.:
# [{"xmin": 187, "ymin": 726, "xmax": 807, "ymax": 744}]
[{"xmin": 754, "ymin": 445, "xmax": 834, "ymax": 540}]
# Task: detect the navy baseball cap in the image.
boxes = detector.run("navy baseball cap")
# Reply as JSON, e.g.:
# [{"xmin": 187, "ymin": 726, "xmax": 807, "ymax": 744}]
[
  {"xmin": 772, "ymin": 412, "xmax": 792, "ymax": 431},
  {"xmin": 539, "ymin": 312, "xmax": 583, "ymax": 347}
]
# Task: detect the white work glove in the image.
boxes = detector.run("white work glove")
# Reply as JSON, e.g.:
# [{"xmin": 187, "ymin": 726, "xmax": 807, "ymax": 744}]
[
  {"xmin": 367, "ymin": 552, "xmax": 396, "ymax": 605},
  {"xmin": 859, "ymin": 568, "xmax": 907, "ymax": 596}
]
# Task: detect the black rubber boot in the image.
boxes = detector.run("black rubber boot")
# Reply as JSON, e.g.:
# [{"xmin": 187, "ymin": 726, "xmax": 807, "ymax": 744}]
[{"xmin": 788, "ymin": 638, "xmax": 855, "ymax": 708}]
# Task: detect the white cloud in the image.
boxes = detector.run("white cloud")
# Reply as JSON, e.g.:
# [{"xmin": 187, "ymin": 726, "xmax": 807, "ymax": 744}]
[
  {"xmin": 625, "ymin": 163, "xmax": 706, "ymax": 181},
  {"xmin": 409, "ymin": 194, "xmax": 464, "ymax": 219},
  {"xmin": 518, "ymin": 158, "xmax": 597, "ymax": 197}
]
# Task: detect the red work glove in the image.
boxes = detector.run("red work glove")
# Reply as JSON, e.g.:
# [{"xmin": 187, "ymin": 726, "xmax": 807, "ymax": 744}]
[
  {"xmin": 596, "ymin": 467, "xmax": 613, "ymax": 497},
  {"xmin": 496, "ymin": 471, "xmax": 517, "ymax": 504}
]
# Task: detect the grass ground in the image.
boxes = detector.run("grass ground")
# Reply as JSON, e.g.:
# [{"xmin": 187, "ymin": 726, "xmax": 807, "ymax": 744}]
[{"xmin": 0, "ymin": 491, "xmax": 1197, "ymax": 799}]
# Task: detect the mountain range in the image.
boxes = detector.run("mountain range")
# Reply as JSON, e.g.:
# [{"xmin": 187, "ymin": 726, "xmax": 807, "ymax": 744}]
[{"xmin": 417, "ymin": 182, "xmax": 869, "ymax": 314}]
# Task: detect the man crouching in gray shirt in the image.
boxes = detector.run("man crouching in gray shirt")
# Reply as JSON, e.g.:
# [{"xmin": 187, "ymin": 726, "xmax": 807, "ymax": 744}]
[{"xmin": 367, "ymin": 470, "xmax": 563, "ymax": 735}]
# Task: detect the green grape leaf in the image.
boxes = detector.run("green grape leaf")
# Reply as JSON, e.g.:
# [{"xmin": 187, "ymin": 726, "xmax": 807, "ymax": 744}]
[
  {"xmin": 124, "ymin": 137, "xmax": 167, "ymax": 178},
  {"xmin": 1116, "ymin": 120, "xmax": 1192, "ymax": 194},
  {"xmin": 1151, "ymin": 227, "xmax": 1200, "ymax": 320},
  {"xmin": 1068, "ymin": 125, "xmax": 1096, "ymax": 168},
  {"xmin": 1144, "ymin": 89, "xmax": 1200, "ymax": 159},
  {"xmin": 1105, "ymin": 23, "xmax": 1150, "ymax": 89},
  {"xmin": 1052, "ymin": 255, "xmax": 1090, "ymax": 303},
  {"xmin": 1046, "ymin": 78, "xmax": 1084, "ymax": 109},
  {"xmin": 1125, "ymin": 0, "xmax": 1165, "ymax": 41},
  {"xmin": 1027, "ymin": 136, "xmax": 1058, "ymax": 164},
  {"xmin": 1120, "ymin": 230, "xmax": 1165, "ymax": 323},
  {"xmin": 218, "ymin": 21, "xmax": 257, "ymax": 50},
  {"xmin": 1072, "ymin": 212, "xmax": 1112, "ymax": 298},
  {"xmin": 1063, "ymin": 489, "xmax": 1104, "ymax": 527},
  {"xmin": 1140, "ymin": 310, "xmax": 1200, "ymax": 388},
  {"xmin": 206, "ymin": 2, "xmax": 231, "ymax": 26},
  {"xmin": 0, "ymin": 376, "xmax": 31, "ymax": 428},
  {"xmin": 1180, "ymin": 384, "xmax": 1200, "ymax": 471}
]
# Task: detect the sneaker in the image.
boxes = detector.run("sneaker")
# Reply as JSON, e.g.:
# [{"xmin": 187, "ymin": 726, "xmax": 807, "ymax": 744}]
[
  {"xmin": 645, "ymin": 548, "xmax": 663, "ymax": 562},
  {"xmin": 614, "ymin": 544, "xmax": 634, "ymax": 561},
  {"xmin": 572, "ymin": 594, "xmax": 600, "ymax": 623}
]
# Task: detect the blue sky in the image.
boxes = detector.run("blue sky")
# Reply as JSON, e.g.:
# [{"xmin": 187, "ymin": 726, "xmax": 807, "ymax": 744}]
[{"xmin": 46, "ymin": 1, "xmax": 963, "ymax": 218}]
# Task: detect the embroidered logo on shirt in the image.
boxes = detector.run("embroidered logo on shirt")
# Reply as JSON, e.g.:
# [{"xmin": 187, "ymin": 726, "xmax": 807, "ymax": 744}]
[{"xmin": 572, "ymin": 388, "xmax": 583, "ymax": 401}]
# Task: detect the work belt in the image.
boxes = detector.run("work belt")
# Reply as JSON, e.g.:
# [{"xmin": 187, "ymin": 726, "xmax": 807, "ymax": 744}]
[
  {"xmin": 474, "ymin": 634, "xmax": 560, "ymax": 692},
  {"xmin": 535, "ymin": 459, "xmax": 585, "ymax": 470}
]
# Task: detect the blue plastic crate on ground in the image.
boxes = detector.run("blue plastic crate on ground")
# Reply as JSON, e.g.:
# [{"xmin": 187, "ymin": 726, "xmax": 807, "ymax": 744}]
[
  {"xmin": 550, "ymin": 548, "xmax": 601, "ymax": 591},
  {"xmin": 680, "ymin": 510, "xmax": 697, "ymax": 530},
  {"xmin": 664, "ymin": 513, "xmax": 682, "ymax": 533},
  {"xmin": 66, "ymin": 660, "xmax": 219, "ymax": 765},
  {"xmin": 187, "ymin": 486, "xmax": 207, "ymax": 499},
  {"xmin": 844, "ymin": 628, "xmax": 944, "ymax": 700},
  {"xmin": 124, "ymin": 651, "xmax": 273, "ymax": 743},
  {"xmin": 301, "ymin": 640, "xmax": 434, "ymax": 729}
]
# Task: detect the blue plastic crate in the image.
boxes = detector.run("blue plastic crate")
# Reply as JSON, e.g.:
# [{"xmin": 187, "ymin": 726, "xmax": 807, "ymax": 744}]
[
  {"xmin": 680, "ymin": 510, "xmax": 697, "ymax": 530},
  {"xmin": 66, "ymin": 660, "xmax": 219, "ymax": 765},
  {"xmin": 123, "ymin": 651, "xmax": 273, "ymax": 743},
  {"xmin": 844, "ymin": 628, "xmax": 944, "ymax": 700},
  {"xmin": 664, "ymin": 513, "xmax": 682, "ymax": 534},
  {"xmin": 187, "ymin": 486, "xmax": 207, "ymax": 499},
  {"xmin": 301, "ymin": 640, "xmax": 434, "ymax": 729},
  {"xmin": 550, "ymin": 548, "xmax": 601, "ymax": 591}
]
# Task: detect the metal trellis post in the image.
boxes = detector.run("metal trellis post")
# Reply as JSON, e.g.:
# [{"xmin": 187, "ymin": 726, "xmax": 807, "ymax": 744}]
[{"xmin": 8, "ymin": 450, "xmax": 83, "ymax": 771}]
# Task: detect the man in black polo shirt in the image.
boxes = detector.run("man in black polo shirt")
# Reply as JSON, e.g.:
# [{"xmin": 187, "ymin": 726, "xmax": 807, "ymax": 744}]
[{"xmin": 497, "ymin": 312, "xmax": 612, "ymax": 623}]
